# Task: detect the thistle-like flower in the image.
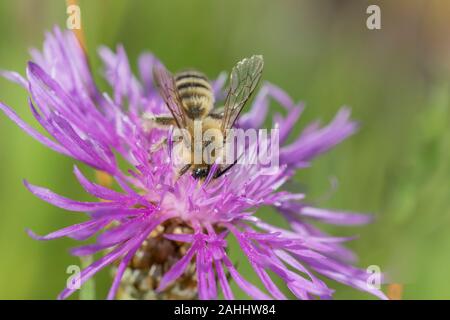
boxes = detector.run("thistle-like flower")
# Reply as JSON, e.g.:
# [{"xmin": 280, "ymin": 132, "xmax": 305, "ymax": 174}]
[{"xmin": 0, "ymin": 27, "xmax": 386, "ymax": 300}]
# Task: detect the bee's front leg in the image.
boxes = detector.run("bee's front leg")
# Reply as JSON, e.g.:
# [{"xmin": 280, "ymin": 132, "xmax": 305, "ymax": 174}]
[
  {"xmin": 142, "ymin": 113, "xmax": 176, "ymax": 153},
  {"xmin": 142, "ymin": 113, "xmax": 177, "ymax": 131},
  {"xmin": 150, "ymin": 137, "xmax": 168, "ymax": 153}
]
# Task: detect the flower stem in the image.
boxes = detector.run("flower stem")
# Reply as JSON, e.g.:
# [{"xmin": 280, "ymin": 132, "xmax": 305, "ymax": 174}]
[{"xmin": 79, "ymin": 255, "xmax": 96, "ymax": 300}]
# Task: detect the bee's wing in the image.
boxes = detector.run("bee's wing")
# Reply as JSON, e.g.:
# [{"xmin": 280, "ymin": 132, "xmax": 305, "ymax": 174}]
[
  {"xmin": 153, "ymin": 63, "xmax": 186, "ymax": 129},
  {"xmin": 221, "ymin": 55, "xmax": 264, "ymax": 134}
]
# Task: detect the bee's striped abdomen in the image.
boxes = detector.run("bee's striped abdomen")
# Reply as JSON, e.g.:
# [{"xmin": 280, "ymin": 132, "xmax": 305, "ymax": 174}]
[{"xmin": 175, "ymin": 70, "xmax": 214, "ymax": 119}]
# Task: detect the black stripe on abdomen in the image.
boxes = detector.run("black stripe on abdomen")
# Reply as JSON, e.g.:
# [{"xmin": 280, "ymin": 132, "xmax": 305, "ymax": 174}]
[
  {"xmin": 175, "ymin": 72, "xmax": 208, "ymax": 81},
  {"xmin": 176, "ymin": 81, "xmax": 210, "ymax": 91}
]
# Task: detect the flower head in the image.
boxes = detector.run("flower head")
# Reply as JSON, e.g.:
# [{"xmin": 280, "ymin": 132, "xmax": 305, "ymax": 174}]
[{"xmin": 0, "ymin": 26, "xmax": 386, "ymax": 300}]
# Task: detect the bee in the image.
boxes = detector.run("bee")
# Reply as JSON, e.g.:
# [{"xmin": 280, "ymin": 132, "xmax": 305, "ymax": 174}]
[{"xmin": 147, "ymin": 55, "xmax": 264, "ymax": 180}]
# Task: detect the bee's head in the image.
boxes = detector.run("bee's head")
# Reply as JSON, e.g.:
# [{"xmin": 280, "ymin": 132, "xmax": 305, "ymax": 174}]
[{"xmin": 192, "ymin": 166, "xmax": 210, "ymax": 180}]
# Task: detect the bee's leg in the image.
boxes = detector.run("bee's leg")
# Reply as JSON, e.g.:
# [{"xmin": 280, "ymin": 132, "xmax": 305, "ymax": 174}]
[
  {"xmin": 214, "ymin": 151, "xmax": 244, "ymax": 178},
  {"xmin": 142, "ymin": 113, "xmax": 177, "ymax": 131},
  {"xmin": 214, "ymin": 158, "xmax": 238, "ymax": 179},
  {"xmin": 178, "ymin": 164, "xmax": 192, "ymax": 177},
  {"xmin": 208, "ymin": 107, "xmax": 224, "ymax": 119},
  {"xmin": 150, "ymin": 137, "xmax": 168, "ymax": 153}
]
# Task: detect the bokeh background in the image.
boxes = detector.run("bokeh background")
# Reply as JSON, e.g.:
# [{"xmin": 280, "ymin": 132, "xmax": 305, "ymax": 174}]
[{"xmin": 0, "ymin": 0, "xmax": 449, "ymax": 299}]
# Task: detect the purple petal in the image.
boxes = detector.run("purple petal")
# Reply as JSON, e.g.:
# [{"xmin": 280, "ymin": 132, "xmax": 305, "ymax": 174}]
[
  {"xmin": 70, "ymin": 243, "xmax": 113, "ymax": 256},
  {"xmin": 26, "ymin": 218, "xmax": 108, "ymax": 241},
  {"xmin": 254, "ymin": 266, "xmax": 287, "ymax": 300},
  {"xmin": 96, "ymin": 217, "xmax": 149, "ymax": 246},
  {"xmin": 0, "ymin": 70, "xmax": 28, "ymax": 88},
  {"xmin": 265, "ymin": 83, "xmax": 295, "ymax": 110},
  {"xmin": 58, "ymin": 228, "xmax": 150, "ymax": 300},
  {"xmin": 201, "ymin": 247, "xmax": 217, "ymax": 300},
  {"xmin": 0, "ymin": 101, "xmax": 68, "ymax": 155},
  {"xmin": 163, "ymin": 233, "xmax": 194, "ymax": 243},
  {"xmin": 275, "ymin": 104, "xmax": 304, "ymax": 144},
  {"xmin": 157, "ymin": 242, "xmax": 199, "ymax": 292},
  {"xmin": 24, "ymin": 180, "xmax": 125, "ymax": 212},
  {"xmin": 306, "ymin": 258, "xmax": 388, "ymax": 300},
  {"xmin": 280, "ymin": 107, "xmax": 358, "ymax": 167},
  {"xmin": 300, "ymin": 206, "xmax": 373, "ymax": 225},
  {"xmin": 73, "ymin": 166, "xmax": 130, "ymax": 202},
  {"xmin": 107, "ymin": 223, "xmax": 159, "ymax": 300},
  {"xmin": 138, "ymin": 52, "xmax": 158, "ymax": 95},
  {"xmin": 214, "ymin": 259, "xmax": 234, "ymax": 300},
  {"xmin": 221, "ymin": 254, "xmax": 271, "ymax": 300}
]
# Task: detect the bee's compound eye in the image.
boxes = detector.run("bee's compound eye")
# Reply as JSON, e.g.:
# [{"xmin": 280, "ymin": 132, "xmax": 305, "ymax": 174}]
[{"xmin": 192, "ymin": 167, "xmax": 209, "ymax": 180}]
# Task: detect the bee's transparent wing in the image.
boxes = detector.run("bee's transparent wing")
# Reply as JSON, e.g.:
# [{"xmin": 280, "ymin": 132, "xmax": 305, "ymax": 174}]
[
  {"xmin": 153, "ymin": 63, "xmax": 186, "ymax": 129},
  {"xmin": 221, "ymin": 55, "xmax": 264, "ymax": 134}
]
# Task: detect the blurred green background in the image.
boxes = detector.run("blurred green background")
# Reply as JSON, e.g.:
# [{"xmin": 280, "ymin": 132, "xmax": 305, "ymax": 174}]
[{"xmin": 0, "ymin": 0, "xmax": 449, "ymax": 299}]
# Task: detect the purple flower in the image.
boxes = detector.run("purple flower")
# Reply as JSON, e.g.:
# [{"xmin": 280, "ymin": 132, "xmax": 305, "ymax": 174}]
[{"xmin": 0, "ymin": 26, "xmax": 386, "ymax": 300}]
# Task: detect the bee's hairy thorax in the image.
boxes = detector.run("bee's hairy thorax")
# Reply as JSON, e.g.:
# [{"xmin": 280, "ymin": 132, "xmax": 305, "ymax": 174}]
[{"xmin": 174, "ymin": 71, "xmax": 214, "ymax": 119}]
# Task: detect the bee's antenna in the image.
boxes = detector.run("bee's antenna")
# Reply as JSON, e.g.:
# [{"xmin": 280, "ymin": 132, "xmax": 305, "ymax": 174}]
[{"xmin": 178, "ymin": 164, "xmax": 192, "ymax": 177}]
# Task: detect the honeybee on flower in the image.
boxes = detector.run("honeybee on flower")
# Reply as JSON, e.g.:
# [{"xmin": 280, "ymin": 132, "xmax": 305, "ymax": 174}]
[{"xmin": 0, "ymin": 26, "xmax": 386, "ymax": 300}]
